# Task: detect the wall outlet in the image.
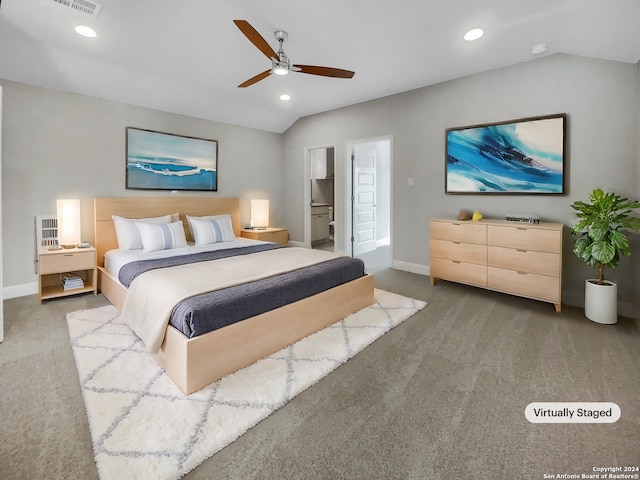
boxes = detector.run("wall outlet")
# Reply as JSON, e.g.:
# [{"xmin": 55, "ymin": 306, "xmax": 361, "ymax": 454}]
[{"xmin": 408, "ymin": 177, "xmax": 414, "ymax": 187}]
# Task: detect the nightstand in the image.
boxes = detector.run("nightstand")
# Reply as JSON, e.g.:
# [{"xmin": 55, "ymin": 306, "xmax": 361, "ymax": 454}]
[
  {"xmin": 241, "ymin": 227, "xmax": 289, "ymax": 246},
  {"xmin": 38, "ymin": 246, "xmax": 97, "ymax": 302}
]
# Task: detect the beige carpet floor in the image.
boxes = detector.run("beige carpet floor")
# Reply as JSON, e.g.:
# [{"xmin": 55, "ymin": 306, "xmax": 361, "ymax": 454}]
[{"xmin": 2, "ymin": 268, "xmax": 640, "ymax": 479}]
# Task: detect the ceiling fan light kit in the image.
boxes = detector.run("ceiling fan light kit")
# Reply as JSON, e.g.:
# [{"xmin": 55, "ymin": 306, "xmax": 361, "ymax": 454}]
[
  {"xmin": 234, "ymin": 19, "xmax": 355, "ymax": 87},
  {"xmin": 272, "ymin": 64, "xmax": 290, "ymax": 76}
]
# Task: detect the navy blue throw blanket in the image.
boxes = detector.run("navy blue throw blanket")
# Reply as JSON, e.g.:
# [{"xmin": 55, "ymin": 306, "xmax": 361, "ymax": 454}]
[{"xmin": 171, "ymin": 255, "xmax": 365, "ymax": 338}]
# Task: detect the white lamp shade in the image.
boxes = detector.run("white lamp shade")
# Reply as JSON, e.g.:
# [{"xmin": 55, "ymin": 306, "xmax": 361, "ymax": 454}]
[
  {"xmin": 57, "ymin": 199, "xmax": 81, "ymax": 247},
  {"xmin": 250, "ymin": 199, "xmax": 269, "ymax": 228}
]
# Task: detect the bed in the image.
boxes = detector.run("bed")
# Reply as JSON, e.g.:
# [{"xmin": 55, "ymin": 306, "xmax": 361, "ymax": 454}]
[{"xmin": 94, "ymin": 197, "xmax": 374, "ymax": 395}]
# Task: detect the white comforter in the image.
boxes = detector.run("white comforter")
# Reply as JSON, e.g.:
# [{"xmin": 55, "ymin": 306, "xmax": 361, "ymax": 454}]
[
  {"xmin": 104, "ymin": 237, "xmax": 264, "ymax": 281},
  {"xmin": 120, "ymin": 246, "xmax": 344, "ymax": 353}
]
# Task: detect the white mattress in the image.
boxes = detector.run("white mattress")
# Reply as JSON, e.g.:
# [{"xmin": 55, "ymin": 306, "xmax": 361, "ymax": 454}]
[{"xmin": 104, "ymin": 237, "xmax": 269, "ymax": 283}]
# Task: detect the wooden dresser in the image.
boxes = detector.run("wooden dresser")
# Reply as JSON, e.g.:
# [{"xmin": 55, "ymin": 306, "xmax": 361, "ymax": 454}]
[{"xmin": 430, "ymin": 218, "xmax": 563, "ymax": 311}]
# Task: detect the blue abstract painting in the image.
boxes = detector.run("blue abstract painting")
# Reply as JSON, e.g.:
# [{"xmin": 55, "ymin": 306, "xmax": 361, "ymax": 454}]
[
  {"xmin": 126, "ymin": 128, "xmax": 218, "ymax": 191},
  {"xmin": 446, "ymin": 114, "xmax": 565, "ymax": 194}
]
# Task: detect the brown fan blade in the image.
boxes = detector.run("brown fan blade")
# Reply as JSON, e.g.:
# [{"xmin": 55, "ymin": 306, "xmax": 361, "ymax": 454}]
[
  {"xmin": 238, "ymin": 69, "xmax": 271, "ymax": 88},
  {"xmin": 234, "ymin": 20, "xmax": 278, "ymax": 61},
  {"xmin": 293, "ymin": 65, "xmax": 355, "ymax": 79}
]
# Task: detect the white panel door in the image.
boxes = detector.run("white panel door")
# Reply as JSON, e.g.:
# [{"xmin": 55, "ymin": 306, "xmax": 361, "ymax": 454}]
[{"xmin": 352, "ymin": 144, "xmax": 377, "ymax": 256}]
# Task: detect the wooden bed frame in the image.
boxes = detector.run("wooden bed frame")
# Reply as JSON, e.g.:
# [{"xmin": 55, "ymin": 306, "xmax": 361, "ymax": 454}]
[{"xmin": 94, "ymin": 197, "xmax": 374, "ymax": 395}]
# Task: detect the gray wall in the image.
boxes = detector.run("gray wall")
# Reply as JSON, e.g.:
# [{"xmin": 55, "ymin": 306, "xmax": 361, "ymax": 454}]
[
  {"xmin": 1, "ymin": 79, "xmax": 283, "ymax": 293},
  {"xmin": 2, "ymin": 54, "xmax": 638, "ymax": 316},
  {"xmin": 282, "ymin": 54, "xmax": 640, "ymax": 316}
]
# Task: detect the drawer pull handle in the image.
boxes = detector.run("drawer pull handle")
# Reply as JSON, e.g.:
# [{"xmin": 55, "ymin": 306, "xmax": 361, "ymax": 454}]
[
  {"xmin": 452, "ymin": 241, "xmax": 461, "ymax": 244},
  {"xmin": 517, "ymin": 249, "xmax": 527, "ymax": 252},
  {"xmin": 452, "ymin": 260, "xmax": 461, "ymax": 264},
  {"xmin": 517, "ymin": 227, "xmax": 528, "ymax": 231},
  {"xmin": 64, "ymin": 254, "xmax": 74, "ymax": 257},
  {"xmin": 517, "ymin": 271, "xmax": 528, "ymax": 275},
  {"xmin": 453, "ymin": 223, "xmax": 461, "ymax": 226}
]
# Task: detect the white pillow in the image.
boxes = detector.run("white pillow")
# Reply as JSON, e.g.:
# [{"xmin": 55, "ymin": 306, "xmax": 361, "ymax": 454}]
[
  {"xmin": 188, "ymin": 216, "xmax": 236, "ymax": 246},
  {"xmin": 185, "ymin": 214, "xmax": 233, "ymax": 239},
  {"xmin": 112, "ymin": 213, "xmax": 178, "ymax": 250},
  {"xmin": 135, "ymin": 220, "xmax": 188, "ymax": 252}
]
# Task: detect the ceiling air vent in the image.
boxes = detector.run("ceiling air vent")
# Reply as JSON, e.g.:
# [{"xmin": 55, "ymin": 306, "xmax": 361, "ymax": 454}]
[{"xmin": 40, "ymin": 0, "xmax": 102, "ymax": 21}]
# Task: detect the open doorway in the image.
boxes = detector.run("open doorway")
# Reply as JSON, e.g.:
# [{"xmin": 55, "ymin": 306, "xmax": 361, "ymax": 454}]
[
  {"xmin": 308, "ymin": 146, "xmax": 335, "ymax": 252},
  {"xmin": 346, "ymin": 137, "xmax": 392, "ymax": 273}
]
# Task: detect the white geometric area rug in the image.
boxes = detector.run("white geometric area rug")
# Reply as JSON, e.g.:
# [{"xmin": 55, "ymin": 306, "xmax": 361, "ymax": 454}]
[{"xmin": 66, "ymin": 289, "xmax": 426, "ymax": 480}]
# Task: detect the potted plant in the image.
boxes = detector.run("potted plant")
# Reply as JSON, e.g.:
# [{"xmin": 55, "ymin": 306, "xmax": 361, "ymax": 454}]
[{"xmin": 570, "ymin": 189, "xmax": 640, "ymax": 324}]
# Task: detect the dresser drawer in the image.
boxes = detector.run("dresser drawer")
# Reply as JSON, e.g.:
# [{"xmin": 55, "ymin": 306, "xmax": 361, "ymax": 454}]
[
  {"xmin": 488, "ymin": 246, "xmax": 560, "ymax": 277},
  {"xmin": 430, "ymin": 221, "xmax": 486, "ymax": 244},
  {"xmin": 487, "ymin": 266, "xmax": 560, "ymax": 303},
  {"xmin": 39, "ymin": 250, "xmax": 95, "ymax": 274},
  {"xmin": 430, "ymin": 239, "xmax": 486, "ymax": 265},
  {"xmin": 431, "ymin": 258, "xmax": 487, "ymax": 287},
  {"xmin": 488, "ymin": 225, "xmax": 561, "ymax": 253}
]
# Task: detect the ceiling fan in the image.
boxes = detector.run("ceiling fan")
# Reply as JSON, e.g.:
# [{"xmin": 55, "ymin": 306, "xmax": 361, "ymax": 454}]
[{"xmin": 233, "ymin": 20, "xmax": 356, "ymax": 88}]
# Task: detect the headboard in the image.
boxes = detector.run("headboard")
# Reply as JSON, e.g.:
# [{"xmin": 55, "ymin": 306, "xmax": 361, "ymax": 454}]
[{"xmin": 94, "ymin": 197, "xmax": 241, "ymax": 267}]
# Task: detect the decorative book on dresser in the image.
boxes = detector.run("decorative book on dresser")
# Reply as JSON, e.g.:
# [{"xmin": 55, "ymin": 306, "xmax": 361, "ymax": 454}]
[{"xmin": 429, "ymin": 218, "xmax": 563, "ymax": 312}]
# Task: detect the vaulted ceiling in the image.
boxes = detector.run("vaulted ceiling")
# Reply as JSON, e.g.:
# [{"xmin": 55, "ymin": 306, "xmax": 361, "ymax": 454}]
[{"xmin": 1, "ymin": 0, "xmax": 639, "ymax": 133}]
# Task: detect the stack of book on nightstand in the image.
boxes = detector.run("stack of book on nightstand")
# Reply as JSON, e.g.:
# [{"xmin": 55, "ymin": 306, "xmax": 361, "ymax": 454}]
[{"xmin": 60, "ymin": 272, "xmax": 84, "ymax": 290}]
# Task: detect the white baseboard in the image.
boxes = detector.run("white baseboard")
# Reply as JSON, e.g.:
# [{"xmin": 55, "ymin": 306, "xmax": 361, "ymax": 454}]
[
  {"xmin": 391, "ymin": 260, "xmax": 430, "ymax": 276},
  {"xmin": 4, "ymin": 282, "xmax": 38, "ymax": 300},
  {"xmin": 288, "ymin": 240, "xmax": 307, "ymax": 248},
  {"xmin": 376, "ymin": 238, "xmax": 390, "ymax": 247}
]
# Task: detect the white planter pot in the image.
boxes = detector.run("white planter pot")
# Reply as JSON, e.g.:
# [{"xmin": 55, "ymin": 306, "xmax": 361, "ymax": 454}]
[{"xmin": 584, "ymin": 279, "xmax": 617, "ymax": 325}]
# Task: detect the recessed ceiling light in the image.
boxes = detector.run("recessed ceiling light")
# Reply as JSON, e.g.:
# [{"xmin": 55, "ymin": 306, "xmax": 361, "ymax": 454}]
[
  {"xmin": 280, "ymin": 94, "xmax": 291, "ymax": 101},
  {"xmin": 531, "ymin": 43, "xmax": 548, "ymax": 55},
  {"xmin": 75, "ymin": 25, "xmax": 97, "ymax": 38},
  {"xmin": 464, "ymin": 28, "xmax": 484, "ymax": 41}
]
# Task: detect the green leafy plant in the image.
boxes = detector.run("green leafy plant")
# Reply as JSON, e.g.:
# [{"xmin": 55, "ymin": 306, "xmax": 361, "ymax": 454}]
[{"xmin": 571, "ymin": 189, "xmax": 640, "ymax": 285}]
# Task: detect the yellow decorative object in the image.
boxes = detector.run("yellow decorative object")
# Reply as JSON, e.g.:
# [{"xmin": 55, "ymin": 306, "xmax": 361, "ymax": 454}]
[{"xmin": 472, "ymin": 210, "xmax": 483, "ymax": 221}]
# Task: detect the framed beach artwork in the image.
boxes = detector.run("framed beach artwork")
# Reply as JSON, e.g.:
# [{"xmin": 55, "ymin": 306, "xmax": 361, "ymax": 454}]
[
  {"xmin": 126, "ymin": 127, "xmax": 218, "ymax": 191},
  {"xmin": 445, "ymin": 113, "xmax": 566, "ymax": 194}
]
